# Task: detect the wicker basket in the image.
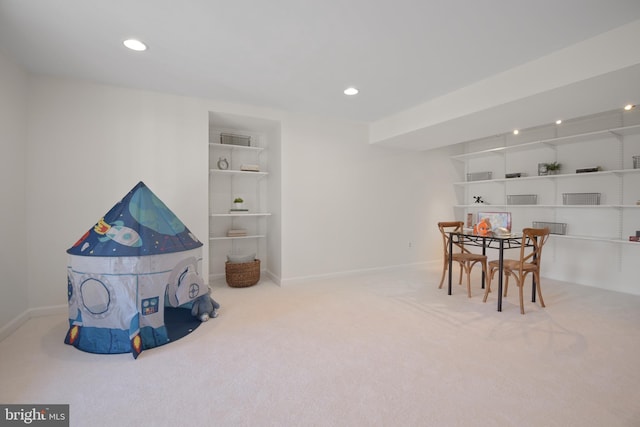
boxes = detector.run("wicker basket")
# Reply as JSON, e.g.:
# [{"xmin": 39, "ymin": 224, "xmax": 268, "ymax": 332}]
[{"xmin": 225, "ymin": 259, "xmax": 260, "ymax": 288}]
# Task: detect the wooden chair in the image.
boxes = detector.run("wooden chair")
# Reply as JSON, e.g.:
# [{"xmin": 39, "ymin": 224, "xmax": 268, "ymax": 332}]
[
  {"xmin": 483, "ymin": 227, "xmax": 550, "ymax": 314},
  {"xmin": 437, "ymin": 221, "xmax": 487, "ymax": 298}
]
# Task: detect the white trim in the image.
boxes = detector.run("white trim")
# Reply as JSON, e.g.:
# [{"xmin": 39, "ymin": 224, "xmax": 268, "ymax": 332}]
[
  {"xmin": 279, "ymin": 262, "xmax": 431, "ymax": 286},
  {"xmin": 0, "ymin": 305, "xmax": 67, "ymax": 342}
]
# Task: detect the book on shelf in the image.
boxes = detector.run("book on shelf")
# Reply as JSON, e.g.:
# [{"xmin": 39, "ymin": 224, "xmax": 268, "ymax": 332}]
[
  {"xmin": 229, "ymin": 208, "xmax": 249, "ymax": 212},
  {"xmin": 227, "ymin": 229, "xmax": 248, "ymax": 237},
  {"xmin": 240, "ymin": 164, "xmax": 260, "ymax": 172}
]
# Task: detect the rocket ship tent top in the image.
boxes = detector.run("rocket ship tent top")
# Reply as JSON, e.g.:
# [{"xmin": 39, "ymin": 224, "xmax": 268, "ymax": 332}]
[
  {"xmin": 65, "ymin": 181, "xmax": 207, "ymax": 359},
  {"xmin": 68, "ymin": 181, "xmax": 202, "ymax": 257}
]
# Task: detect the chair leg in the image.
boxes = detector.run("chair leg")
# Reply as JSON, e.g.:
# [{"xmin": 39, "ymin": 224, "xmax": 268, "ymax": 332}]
[
  {"xmin": 438, "ymin": 259, "xmax": 447, "ymax": 289},
  {"xmin": 518, "ymin": 281, "xmax": 525, "ymax": 315},
  {"xmin": 482, "ymin": 261, "xmax": 488, "ymax": 292},
  {"xmin": 503, "ymin": 274, "xmax": 510, "ymax": 297},
  {"xmin": 465, "ymin": 264, "xmax": 472, "ymax": 298},
  {"xmin": 458, "ymin": 264, "xmax": 463, "ymax": 285},
  {"xmin": 534, "ymin": 272, "xmax": 545, "ymax": 308},
  {"xmin": 483, "ymin": 267, "xmax": 496, "ymax": 303}
]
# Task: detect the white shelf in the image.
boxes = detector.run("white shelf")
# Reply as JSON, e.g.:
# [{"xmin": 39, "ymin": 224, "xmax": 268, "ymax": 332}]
[
  {"xmin": 550, "ymin": 234, "xmax": 640, "ymax": 245},
  {"xmin": 451, "ymin": 124, "xmax": 640, "ymax": 161},
  {"xmin": 456, "ymin": 204, "xmax": 640, "ymax": 209},
  {"xmin": 208, "ymin": 142, "xmax": 264, "ymax": 153},
  {"xmin": 210, "ymin": 212, "xmax": 272, "ymax": 217},
  {"xmin": 454, "ymin": 168, "xmax": 640, "ymax": 186},
  {"xmin": 209, "ymin": 234, "xmax": 266, "ymax": 241},
  {"xmin": 209, "ymin": 169, "xmax": 268, "ymax": 177}
]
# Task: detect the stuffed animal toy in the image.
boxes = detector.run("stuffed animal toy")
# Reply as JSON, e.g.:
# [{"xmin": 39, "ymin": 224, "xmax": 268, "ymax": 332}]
[{"xmin": 191, "ymin": 288, "xmax": 220, "ymax": 322}]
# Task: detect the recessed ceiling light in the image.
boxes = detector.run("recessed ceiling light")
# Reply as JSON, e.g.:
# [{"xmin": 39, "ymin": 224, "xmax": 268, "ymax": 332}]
[
  {"xmin": 556, "ymin": 119, "xmax": 562, "ymax": 125},
  {"xmin": 123, "ymin": 39, "xmax": 147, "ymax": 51},
  {"xmin": 624, "ymin": 104, "xmax": 635, "ymax": 111},
  {"xmin": 513, "ymin": 129, "xmax": 519, "ymax": 135},
  {"xmin": 344, "ymin": 87, "xmax": 359, "ymax": 96}
]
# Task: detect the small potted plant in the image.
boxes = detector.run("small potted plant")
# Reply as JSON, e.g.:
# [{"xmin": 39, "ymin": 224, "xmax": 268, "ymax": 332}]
[
  {"xmin": 545, "ymin": 161, "xmax": 561, "ymax": 175},
  {"xmin": 233, "ymin": 197, "xmax": 244, "ymax": 209}
]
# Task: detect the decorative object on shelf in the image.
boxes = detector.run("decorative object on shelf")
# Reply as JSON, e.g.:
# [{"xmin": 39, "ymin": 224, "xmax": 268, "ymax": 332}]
[
  {"xmin": 505, "ymin": 172, "xmax": 525, "ymax": 178},
  {"xmin": 633, "ymin": 155, "xmax": 640, "ymax": 169},
  {"xmin": 466, "ymin": 171, "xmax": 492, "ymax": 182},
  {"xmin": 473, "ymin": 196, "xmax": 486, "ymax": 204},
  {"xmin": 576, "ymin": 167, "xmax": 600, "ymax": 173},
  {"xmin": 506, "ymin": 194, "xmax": 537, "ymax": 205},
  {"xmin": 466, "ymin": 213, "xmax": 473, "ymax": 228},
  {"xmin": 217, "ymin": 157, "xmax": 229, "ymax": 170},
  {"xmin": 544, "ymin": 161, "xmax": 561, "ymax": 175},
  {"xmin": 240, "ymin": 164, "xmax": 260, "ymax": 172},
  {"xmin": 230, "ymin": 197, "xmax": 248, "ymax": 213},
  {"xmin": 537, "ymin": 163, "xmax": 548, "ymax": 176},
  {"xmin": 225, "ymin": 259, "xmax": 261, "ymax": 288},
  {"xmin": 562, "ymin": 192, "xmax": 601, "ymax": 205},
  {"xmin": 232, "ymin": 197, "xmax": 245, "ymax": 210},
  {"xmin": 220, "ymin": 132, "xmax": 251, "ymax": 147},
  {"xmin": 533, "ymin": 221, "xmax": 567, "ymax": 235}
]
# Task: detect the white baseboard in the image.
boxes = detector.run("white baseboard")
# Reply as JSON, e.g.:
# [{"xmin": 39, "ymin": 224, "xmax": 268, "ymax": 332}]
[
  {"xmin": 0, "ymin": 304, "xmax": 67, "ymax": 342},
  {"xmin": 279, "ymin": 262, "xmax": 431, "ymax": 286}
]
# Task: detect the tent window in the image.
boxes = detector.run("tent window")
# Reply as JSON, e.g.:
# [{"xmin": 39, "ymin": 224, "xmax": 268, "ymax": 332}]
[{"xmin": 81, "ymin": 278, "xmax": 111, "ymax": 315}]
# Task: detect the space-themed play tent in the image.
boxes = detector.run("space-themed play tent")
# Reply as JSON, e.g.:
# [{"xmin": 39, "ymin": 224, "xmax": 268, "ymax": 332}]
[{"xmin": 65, "ymin": 181, "xmax": 207, "ymax": 358}]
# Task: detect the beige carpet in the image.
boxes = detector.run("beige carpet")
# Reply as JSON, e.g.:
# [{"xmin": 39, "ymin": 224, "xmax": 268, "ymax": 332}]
[{"xmin": 1, "ymin": 267, "xmax": 639, "ymax": 427}]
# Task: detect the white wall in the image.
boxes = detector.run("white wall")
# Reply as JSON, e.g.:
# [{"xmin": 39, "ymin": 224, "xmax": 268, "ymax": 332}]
[
  {"xmin": 279, "ymin": 114, "xmax": 455, "ymax": 283},
  {"xmin": 0, "ymin": 50, "xmax": 28, "ymax": 335}
]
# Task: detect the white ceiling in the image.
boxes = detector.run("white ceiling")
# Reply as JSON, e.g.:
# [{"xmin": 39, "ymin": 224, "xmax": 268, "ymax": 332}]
[{"xmin": 1, "ymin": 0, "xmax": 640, "ymax": 149}]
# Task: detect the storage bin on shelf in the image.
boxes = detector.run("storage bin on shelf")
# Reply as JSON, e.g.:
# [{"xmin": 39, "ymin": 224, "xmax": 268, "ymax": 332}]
[
  {"xmin": 466, "ymin": 171, "xmax": 492, "ymax": 182},
  {"xmin": 225, "ymin": 259, "xmax": 260, "ymax": 288},
  {"xmin": 506, "ymin": 194, "xmax": 537, "ymax": 205},
  {"xmin": 532, "ymin": 221, "xmax": 567, "ymax": 235},
  {"xmin": 562, "ymin": 192, "xmax": 601, "ymax": 205}
]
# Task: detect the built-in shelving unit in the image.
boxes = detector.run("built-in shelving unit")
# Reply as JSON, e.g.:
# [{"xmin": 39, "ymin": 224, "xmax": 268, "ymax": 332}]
[
  {"xmin": 453, "ymin": 108, "xmax": 640, "ymax": 245},
  {"xmin": 208, "ymin": 133, "xmax": 270, "ymax": 279}
]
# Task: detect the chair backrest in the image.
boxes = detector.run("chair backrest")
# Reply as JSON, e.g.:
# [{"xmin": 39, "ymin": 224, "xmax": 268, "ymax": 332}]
[
  {"xmin": 517, "ymin": 227, "xmax": 550, "ymax": 270},
  {"xmin": 437, "ymin": 221, "xmax": 467, "ymax": 258}
]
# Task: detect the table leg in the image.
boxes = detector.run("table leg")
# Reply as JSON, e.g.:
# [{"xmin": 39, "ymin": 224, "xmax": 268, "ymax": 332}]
[
  {"xmin": 448, "ymin": 233, "xmax": 453, "ymax": 295},
  {"xmin": 481, "ymin": 237, "xmax": 486, "ymax": 289},
  {"xmin": 497, "ymin": 240, "xmax": 504, "ymax": 312},
  {"xmin": 531, "ymin": 243, "xmax": 538, "ymax": 302}
]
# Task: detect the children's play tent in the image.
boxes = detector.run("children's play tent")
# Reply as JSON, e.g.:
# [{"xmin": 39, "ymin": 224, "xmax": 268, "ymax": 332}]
[{"xmin": 65, "ymin": 181, "xmax": 207, "ymax": 358}]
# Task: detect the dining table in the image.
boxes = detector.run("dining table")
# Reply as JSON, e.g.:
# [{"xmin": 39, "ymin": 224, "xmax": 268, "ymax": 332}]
[{"xmin": 448, "ymin": 230, "xmax": 535, "ymax": 311}]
